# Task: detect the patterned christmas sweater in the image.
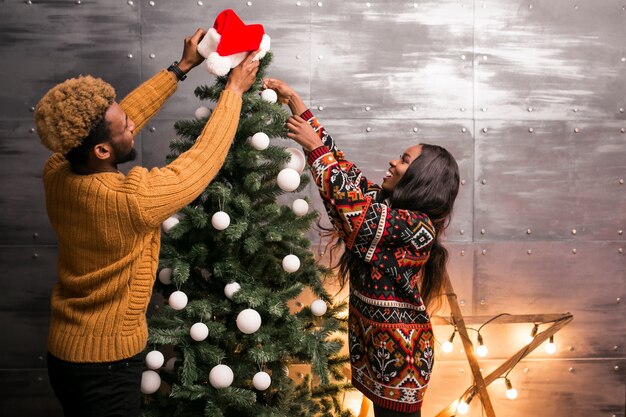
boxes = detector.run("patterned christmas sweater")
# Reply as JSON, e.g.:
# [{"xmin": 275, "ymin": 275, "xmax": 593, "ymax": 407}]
[{"xmin": 302, "ymin": 110, "xmax": 436, "ymax": 413}]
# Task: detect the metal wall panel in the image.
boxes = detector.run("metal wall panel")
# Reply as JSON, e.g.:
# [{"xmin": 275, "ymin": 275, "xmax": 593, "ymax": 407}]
[
  {"xmin": 310, "ymin": 0, "xmax": 475, "ymax": 119},
  {"xmin": 475, "ymin": 120, "xmax": 626, "ymax": 241},
  {"xmin": 474, "ymin": 0, "xmax": 626, "ymax": 121}
]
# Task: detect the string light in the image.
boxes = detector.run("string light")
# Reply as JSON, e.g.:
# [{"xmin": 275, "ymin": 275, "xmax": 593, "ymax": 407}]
[
  {"xmin": 505, "ymin": 378, "xmax": 518, "ymax": 400},
  {"xmin": 456, "ymin": 393, "xmax": 473, "ymax": 415},
  {"xmin": 545, "ymin": 335, "xmax": 557, "ymax": 354},
  {"xmin": 526, "ymin": 323, "xmax": 538, "ymax": 344},
  {"xmin": 476, "ymin": 333, "xmax": 488, "ymax": 357},
  {"xmin": 442, "ymin": 330, "xmax": 456, "ymax": 353}
]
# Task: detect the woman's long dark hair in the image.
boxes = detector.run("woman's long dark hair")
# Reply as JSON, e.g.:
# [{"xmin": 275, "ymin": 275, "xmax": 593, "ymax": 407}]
[{"xmin": 329, "ymin": 144, "xmax": 460, "ymax": 312}]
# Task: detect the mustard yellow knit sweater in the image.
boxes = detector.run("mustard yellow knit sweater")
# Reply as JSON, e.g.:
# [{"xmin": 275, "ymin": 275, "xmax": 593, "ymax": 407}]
[{"xmin": 43, "ymin": 69, "xmax": 242, "ymax": 363}]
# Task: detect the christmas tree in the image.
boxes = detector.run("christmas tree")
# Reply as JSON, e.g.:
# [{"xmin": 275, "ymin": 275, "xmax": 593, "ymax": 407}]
[{"xmin": 141, "ymin": 53, "xmax": 353, "ymax": 417}]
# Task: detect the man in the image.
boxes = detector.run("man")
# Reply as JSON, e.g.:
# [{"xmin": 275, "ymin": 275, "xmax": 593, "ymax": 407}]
[{"xmin": 34, "ymin": 28, "xmax": 259, "ymax": 417}]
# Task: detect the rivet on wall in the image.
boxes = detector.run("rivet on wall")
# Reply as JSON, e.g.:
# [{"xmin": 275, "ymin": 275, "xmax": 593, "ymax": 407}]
[
  {"xmin": 29, "ymin": 106, "xmax": 35, "ymax": 112},
  {"xmin": 618, "ymin": 230, "xmax": 623, "ymax": 235},
  {"xmin": 295, "ymin": 55, "xmax": 300, "ymax": 59},
  {"xmin": 29, "ymin": 127, "xmax": 35, "ymax": 133},
  {"xmin": 460, "ymin": 107, "xmax": 466, "ymax": 112},
  {"xmin": 149, "ymin": 53, "xmax": 156, "ymax": 59},
  {"xmin": 528, "ymin": 4, "xmax": 533, "ymax": 9},
  {"xmin": 461, "ymin": 127, "xmax": 467, "ymax": 133},
  {"xmin": 572, "ymin": 248, "xmax": 577, "ymax": 254},
  {"xmin": 412, "ymin": 106, "xmax": 417, "ymax": 111},
  {"xmin": 568, "ymin": 346, "xmax": 575, "ymax": 352},
  {"xmin": 481, "ymin": 250, "xmax": 487, "ymax": 255},
  {"xmin": 568, "ymin": 367, "xmax": 575, "ymax": 373},
  {"xmin": 149, "ymin": 126, "xmax": 156, "ymax": 132},
  {"xmin": 127, "ymin": 0, "xmax": 134, "ymax": 5},
  {"xmin": 618, "ymin": 248, "xmax": 623, "ymax": 254},
  {"xmin": 460, "ymin": 229, "xmax": 465, "ymax": 235},
  {"xmin": 527, "ymin": 228, "xmax": 532, "ymax": 235},
  {"xmin": 461, "ymin": 179, "xmax": 466, "ymax": 185},
  {"xmin": 75, "ymin": 0, "xmax": 82, "ymax": 4},
  {"xmin": 460, "ymin": 250, "xmax": 465, "ymax": 256},
  {"xmin": 365, "ymin": 127, "xmax": 372, "ymax": 132},
  {"xmin": 573, "ymin": 108, "xmax": 579, "ymax": 113},
  {"xmin": 25, "ymin": 0, "xmax": 32, "ymax": 4},
  {"xmin": 621, "ymin": 57, "xmax": 626, "ymax": 63},
  {"xmin": 481, "ymin": 107, "xmax": 487, "ymax": 112},
  {"xmin": 571, "ymin": 229, "xmax": 577, "ymax": 235},
  {"xmin": 32, "ymin": 232, "xmax": 39, "ymax": 239},
  {"xmin": 317, "ymin": 106, "xmax": 323, "ymax": 111},
  {"xmin": 460, "ymin": 299, "xmax": 466, "ymax": 306},
  {"xmin": 527, "ymin": 107, "xmax": 533, "ymax": 112},
  {"xmin": 528, "ymin": 127, "xmax": 534, "ymax": 133},
  {"xmin": 620, "ymin": 128, "xmax": 625, "ymax": 133},
  {"xmin": 317, "ymin": 1, "xmax": 323, "ymax": 7},
  {"xmin": 317, "ymin": 55, "xmax": 323, "ymax": 60},
  {"xmin": 573, "ymin": 5, "xmax": 578, "ymax": 10},
  {"xmin": 574, "ymin": 127, "xmax": 580, "ymax": 133},
  {"xmin": 480, "ymin": 298, "xmax": 487, "ymax": 305},
  {"xmin": 480, "ymin": 229, "xmax": 486, "ymax": 235},
  {"xmin": 296, "ymin": 1, "xmax": 301, "ymax": 6},
  {"xmin": 413, "ymin": 127, "xmax": 418, "ymax": 133},
  {"xmin": 197, "ymin": 1, "xmax": 203, "ymax": 6},
  {"xmin": 523, "ymin": 367, "xmax": 529, "ymax": 373},
  {"xmin": 482, "ymin": 127, "xmax": 488, "ymax": 133},
  {"xmin": 527, "ymin": 249, "xmax": 532, "ymax": 255},
  {"xmin": 619, "ymin": 179, "xmax": 624, "ymax": 185},
  {"xmin": 127, "ymin": 53, "xmax": 133, "ymax": 59},
  {"xmin": 32, "ymin": 253, "xmax": 39, "ymax": 260},
  {"xmin": 366, "ymin": 2, "xmax": 371, "ymax": 7},
  {"xmin": 617, "ymin": 297, "xmax": 622, "ymax": 304},
  {"xmin": 614, "ymin": 365, "xmax": 620, "ymax": 372},
  {"xmin": 247, "ymin": 1, "xmax": 253, "ymax": 6},
  {"xmin": 461, "ymin": 54, "xmax": 466, "ymax": 60},
  {"xmin": 481, "ymin": 179, "xmax": 487, "ymax": 185},
  {"xmin": 619, "ymin": 108, "xmax": 625, "ymax": 113},
  {"xmin": 149, "ymin": 1, "xmax": 155, "ymax": 6},
  {"xmin": 613, "ymin": 345, "xmax": 620, "ymax": 351},
  {"xmin": 365, "ymin": 106, "xmax": 371, "ymax": 111}
]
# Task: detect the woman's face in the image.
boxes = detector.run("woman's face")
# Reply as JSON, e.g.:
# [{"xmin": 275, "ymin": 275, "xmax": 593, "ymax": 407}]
[{"xmin": 381, "ymin": 144, "xmax": 422, "ymax": 193}]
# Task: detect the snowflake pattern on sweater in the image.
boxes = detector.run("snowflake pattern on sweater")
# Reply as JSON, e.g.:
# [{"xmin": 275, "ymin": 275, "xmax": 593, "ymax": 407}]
[{"xmin": 302, "ymin": 110, "xmax": 435, "ymax": 413}]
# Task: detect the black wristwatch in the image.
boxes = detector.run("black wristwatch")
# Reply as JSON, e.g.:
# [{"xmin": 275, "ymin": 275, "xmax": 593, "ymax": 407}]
[{"xmin": 167, "ymin": 61, "xmax": 187, "ymax": 81}]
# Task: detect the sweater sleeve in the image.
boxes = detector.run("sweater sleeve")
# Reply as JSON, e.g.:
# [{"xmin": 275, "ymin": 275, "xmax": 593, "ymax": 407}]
[
  {"xmin": 307, "ymin": 149, "xmax": 435, "ymax": 271},
  {"xmin": 119, "ymin": 69, "xmax": 178, "ymax": 136},
  {"xmin": 300, "ymin": 109, "xmax": 382, "ymax": 199},
  {"xmin": 129, "ymin": 90, "xmax": 242, "ymax": 227}
]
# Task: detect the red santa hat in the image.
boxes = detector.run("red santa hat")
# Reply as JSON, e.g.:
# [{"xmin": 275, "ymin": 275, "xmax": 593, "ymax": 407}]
[{"xmin": 197, "ymin": 9, "xmax": 271, "ymax": 76}]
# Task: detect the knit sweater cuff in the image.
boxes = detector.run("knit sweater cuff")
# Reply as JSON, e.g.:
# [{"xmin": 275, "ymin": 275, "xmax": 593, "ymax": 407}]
[
  {"xmin": 300, "ymin": 109, "xmax": 315, "ymax": 121},
  {"xmin": 307, "ymin": 145, "xmax": 331, "ymax": 166}
]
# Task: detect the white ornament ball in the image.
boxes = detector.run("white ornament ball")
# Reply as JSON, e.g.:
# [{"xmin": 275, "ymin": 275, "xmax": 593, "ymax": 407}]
[
  {"xmin": 291, "ymin": 199, "xmax": 309, "ymax": 217},
  {"xmin": 164, "ymin": 357, "xmax": 177, "ymax": 372},
  {"xmin": 190, "ymin": 322, "xmax": 209, "ymax": 341},
  {"xmin": 252, "ymin": 371, "xmax": 272, "ymax": 391},
  {"xmin": 209, "ymin": 364, "xmax": 234, "ymax": 389},
  {"xmin": 146, "ymin": 350, "xmax": 165, "ymax": 370},
  {"xmin": 260, "ymin": 89, "xmax": 278, "ymax": 103},
  {"xmin": 194, "ymin": 105, "xmax": 211, "ymax": 120},
  {"xmin": 311, "ymin": 299, "xmax": 328, "ymax": 317},
  {"xmin": 224, "ymin": 282, "xmax": 241, "ymax": 300},
  {"xmin": 284, "ymin": 147, "xmax": 306, "ymax": 173},
  {"xmin": 162, "ymin": 216, "xmax": 180, "ymax": 233},
  {"xmin": 248, "ymin": 132, "xmax": 270, "ymax": 150},
  {"xmin": 236, "ymin": 308, "xmax": 262, "ymax": 334},
  {"xmin": 140, "ymin": 370, "xmax": 161, "ymax": 394},
  {"xmin": 282, "ymin": 254, "xmax": 301, "ymax": 273},
  {"xmin": 277, "ymin": 168, "xmax": 301, "ymax": 192},
  {"xmin": 211, "ymin": 211, "xmax": 231, "ymax": 230},
  {"xmin": 168, "ymin": 290, "xmax": 188, "ymax": 310},
  {"xmin": 158, "ymin": 268, "xmax": 172, "ymax": 285}
]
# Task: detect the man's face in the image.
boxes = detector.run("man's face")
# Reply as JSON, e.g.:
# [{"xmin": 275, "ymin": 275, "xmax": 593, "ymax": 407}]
[{"xmin": 104, "ymin": 102, "xmax": 137, "ymax": 164}]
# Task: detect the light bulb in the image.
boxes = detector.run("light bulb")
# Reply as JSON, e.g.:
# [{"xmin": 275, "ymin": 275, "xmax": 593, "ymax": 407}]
[
  {"xmin": 526, "ymin": 324, "xmax": 539, "ymax": 344},
  {"xmin": 442, "ymin": 331, "xmax": 455, "ymax": 353},
  {"xmin": 505, "ymin": 378, "xmax": 518, "ymax": 400},
  {"xmin": 545, "ymin": 336, "xmax": 557, "ymax": 354},
  {"xmin": 457, "ymin": 400, "xmax": 470, "ymax": 415},
  {"xmin": 476, "ymin": 334, "xmax": 488, "ymax": 357}
]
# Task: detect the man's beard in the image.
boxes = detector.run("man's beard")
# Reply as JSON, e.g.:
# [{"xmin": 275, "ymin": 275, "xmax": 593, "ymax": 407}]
[{"xmin": 113, "ymin": 145, "xmax": 137, "ymax": 164}]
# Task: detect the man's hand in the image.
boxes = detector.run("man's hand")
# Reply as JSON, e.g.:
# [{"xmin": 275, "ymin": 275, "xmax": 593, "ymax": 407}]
[
  {"xmin": 286, "ymin": 115, "xmax": 323, "ymax": 152},
  {"xmin": 177, "ymin": 28, "xmax": 207, "ymax": 74},
  {"xmin": 224, "ymin": 50, "xmax": 260, "ymax": 95},
  {"xmin": 262, "ymin": 78, "xmax": 307, "ymax": 115}
]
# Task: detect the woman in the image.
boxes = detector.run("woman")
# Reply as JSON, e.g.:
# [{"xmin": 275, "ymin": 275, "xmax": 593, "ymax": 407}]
[{"xmin": 263, "ymin": 79, "xmax": 460, "ymax": 417}]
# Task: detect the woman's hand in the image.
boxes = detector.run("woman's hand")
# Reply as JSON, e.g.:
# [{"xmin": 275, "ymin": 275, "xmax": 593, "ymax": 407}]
[
  {"xmin": 262, "ymin": 78, "xmax": 307, "ymax": 115},
  {"xmin": 286, "ymin": 115, "xmax": 323, "ymax": 152}
]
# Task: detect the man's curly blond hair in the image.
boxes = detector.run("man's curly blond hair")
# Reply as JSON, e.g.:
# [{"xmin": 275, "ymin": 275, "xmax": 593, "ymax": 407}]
[{"xmin": 35, "ymin": 75, "xmax": 116, "ymax": 154}]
